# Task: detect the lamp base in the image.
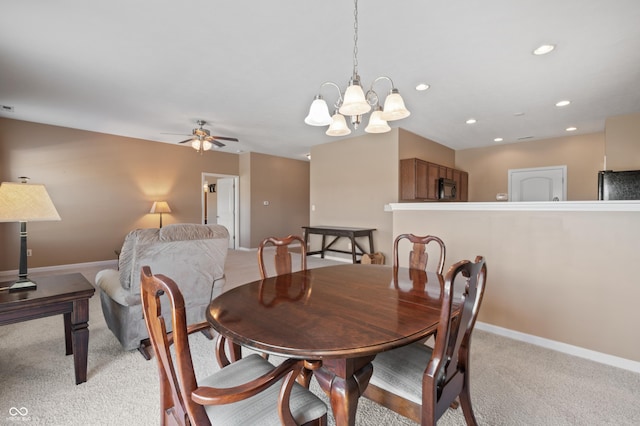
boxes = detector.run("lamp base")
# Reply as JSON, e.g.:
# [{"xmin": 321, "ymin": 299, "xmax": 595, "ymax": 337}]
[{"xmin": 8, "ymin": 278, "xmax": 38, "ymax": 292}]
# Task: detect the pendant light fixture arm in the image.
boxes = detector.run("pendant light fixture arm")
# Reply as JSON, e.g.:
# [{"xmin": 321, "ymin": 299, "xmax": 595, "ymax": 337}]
[
  {"xmin": 320, "ymin": 81, "xmax": 344, "ymax": 108},
  {"xmin": 304, "ymin": 0, "xmax": 410, "ymax": 134}
]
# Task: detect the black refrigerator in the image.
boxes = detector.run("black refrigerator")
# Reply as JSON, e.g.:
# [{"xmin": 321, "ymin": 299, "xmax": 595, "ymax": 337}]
[{"xmin": 597, "ymin": 170, "xmax": 640, "ymax": 200}]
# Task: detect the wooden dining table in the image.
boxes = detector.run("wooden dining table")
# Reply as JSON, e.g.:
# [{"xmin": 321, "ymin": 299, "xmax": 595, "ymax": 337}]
[{"xmin": 206, "ymin": 263, "xmax": 449, "ymax": 426}]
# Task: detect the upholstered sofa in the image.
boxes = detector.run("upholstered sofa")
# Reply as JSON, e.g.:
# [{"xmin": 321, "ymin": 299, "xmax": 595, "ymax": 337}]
[{"xmin": 96, "ymin": 223, "xmax": 229, "ymax": 357}]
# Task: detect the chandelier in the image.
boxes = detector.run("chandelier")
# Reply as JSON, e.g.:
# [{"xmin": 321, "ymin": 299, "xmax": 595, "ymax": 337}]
[{"xmin": 304, "ymin": 0, "xmax": 410, "ymax": 136}]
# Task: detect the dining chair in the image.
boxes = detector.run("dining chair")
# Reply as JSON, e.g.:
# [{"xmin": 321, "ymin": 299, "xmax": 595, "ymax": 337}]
[
  {"xmin": 258, "ymin": 235, "xmax": 307, "ymax": 279},
  {"xmin": 140, "ymin": 266, "xmax": 328, "ymax": 426},
  {"xmin": 363, "ymin": 256, "xmax": 487, "ymax": 426},
  {"xmin": 393, "ymin": 234, "xmax": 446, "ymax": 274}
]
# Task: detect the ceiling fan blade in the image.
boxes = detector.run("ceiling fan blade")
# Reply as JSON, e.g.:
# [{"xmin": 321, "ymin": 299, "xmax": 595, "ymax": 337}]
[
  {"xmin": 178, "ymin": 138, "xmax": 194, "ymax": 144},
  {"xmin": 211, "ymin": 140, "xmax": 226, "ymax": 148},
  {"xmin": 210, "ymin": 136, "xmax": 239, "ymax": 142}
]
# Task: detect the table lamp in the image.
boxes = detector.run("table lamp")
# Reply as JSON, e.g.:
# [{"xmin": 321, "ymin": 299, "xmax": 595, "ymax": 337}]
[
  {"xmin": 0, "ymin": 177, "xmax": 61, "ymax": 292},
  {"xmin": 149, "ymin": 201, "xmax": 171, "ymax": 228}
]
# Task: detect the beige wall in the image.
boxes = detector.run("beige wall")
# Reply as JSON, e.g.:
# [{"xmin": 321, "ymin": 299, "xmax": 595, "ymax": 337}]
[
  {"xmin": 398, "ymin": 128, "xmax": 456, "ymax": 167},
  {"xmin": 241, "ymin": 152, "xmax": 310, "ymax": 248},
  {"xmin": 392, "ymin": 207, "xmax": 640, "ymax": 363},
  {"xmin": 310, "ymin": 130, "xmax": 399, "ymax": 261},
  {"xmin": 0, "ymin": 118, "xmax": 238, "ymax": 270},
  {"xmin": 455, "ymin": 133, "xmax": 606, "ymax": 201},
  {"xmin": 605, "ymin": 112, "xmax": 640, "ymax": 170},
  {"xmin": 0, "ymin": 118, "xmax": 310, "ymax": 271}
]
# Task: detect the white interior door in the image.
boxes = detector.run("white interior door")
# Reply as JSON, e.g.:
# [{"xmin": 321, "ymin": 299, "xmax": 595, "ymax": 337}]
[
  {"xmin": 508, "ymin": 166, "xmax": 566, "ymax": 201},
  {"xmin": 216, "ymin": 178, "xmax": 236, "ymax": 249}
]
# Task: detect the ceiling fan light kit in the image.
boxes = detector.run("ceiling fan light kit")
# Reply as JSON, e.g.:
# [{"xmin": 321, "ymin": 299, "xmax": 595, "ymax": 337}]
[
  {"xmin": 166, "ymin": 120, "xmax": 239, "ymax": 154},
  {"xmin": 304, "ymin": 0, "xmax": 410, "ymax": 136}
]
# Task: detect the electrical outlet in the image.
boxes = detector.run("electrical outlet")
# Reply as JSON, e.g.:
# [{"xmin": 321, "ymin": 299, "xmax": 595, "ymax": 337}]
[{"xmin": 26, "ymin": 249, "xmax": 32, "ymax": 256}]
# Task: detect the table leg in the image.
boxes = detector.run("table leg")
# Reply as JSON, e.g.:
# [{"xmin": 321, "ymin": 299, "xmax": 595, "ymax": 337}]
[
  {"xmin": 368, "ymin": 232, "xmax": 375, "ymax": 255},
  {"xmin": 63, "ymin": 312, "xmax": 73, "ymax": 355},
  {"xmin": 321, "ymin": 235, "xmax": 326, "ymax": 258},
  {"xmin": 350, "ymin": 236, "xmax": 357, "ymax": 264},
  {"xmin": 69, "ymin": 298, "xmax": 90, "ymax": 384},
  {"xmin": 314, "ymin": 356, "xmax": 374, "ymax": 426}
]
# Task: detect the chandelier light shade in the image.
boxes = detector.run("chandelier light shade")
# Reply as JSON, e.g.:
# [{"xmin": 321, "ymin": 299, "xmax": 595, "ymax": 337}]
[
  {"xmin": 0, "ymin": 178, "xmax": 61, "ymax": 292},
  {"xmin": 381, "ymin": 88, "xmax": 411, "ymax": 121},
  {"xmin": 326, "ymin": 113, "xmax": 351, "ymax": 136},
  {"xmin": 339, "ymin": 78, "xmax": 371, "ymax": 116},
  {"xmin": 304, "ymin": 0, "xmax": 410, "ymax": 136},
  {"xmin": 149, "ymin": 201, "xmax": 171, "ymax": 228},
  {"xmin": 365, "ymin": 106, "xmax": 391, "ymax": 134},
  {"xmin": 304, "ymin": 95, "xmax": 332, "ymax": 126}
]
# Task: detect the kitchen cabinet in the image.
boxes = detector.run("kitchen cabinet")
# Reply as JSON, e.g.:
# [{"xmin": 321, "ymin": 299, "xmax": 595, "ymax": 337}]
[{"xmin": 399, "ymin": 158, "xmax": 468, "ymax": 202}]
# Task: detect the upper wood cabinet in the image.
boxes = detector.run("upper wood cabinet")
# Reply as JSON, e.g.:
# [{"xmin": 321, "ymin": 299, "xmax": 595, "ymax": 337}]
[{"xmin": 399, "ymin": 158, "xmax": 468, "ymax": 202}]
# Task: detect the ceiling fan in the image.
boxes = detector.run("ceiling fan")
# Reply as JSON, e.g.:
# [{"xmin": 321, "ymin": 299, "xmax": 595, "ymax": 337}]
[{"xmin": 163, "ymin": 120, "xmax": 239, "ymax": 154}]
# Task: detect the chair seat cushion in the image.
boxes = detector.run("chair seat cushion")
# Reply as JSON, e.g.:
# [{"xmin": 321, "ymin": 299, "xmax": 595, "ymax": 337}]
[
  {"xmin": 200, "ymin": 354, "xmax": 327, "ymax": 425},
  {"xmin": 369, "ymin": 342, "xmax": 433, "ymax": 405}
]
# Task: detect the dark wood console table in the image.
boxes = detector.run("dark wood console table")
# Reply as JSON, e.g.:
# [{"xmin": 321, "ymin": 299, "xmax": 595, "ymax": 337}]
[
  {"xmin": 302, "ymin": 226, "xmax": 376, "ymax": 263},
  {"xmin": 0, "ymin": 273, "xmax": 95, "ymax": 384}
]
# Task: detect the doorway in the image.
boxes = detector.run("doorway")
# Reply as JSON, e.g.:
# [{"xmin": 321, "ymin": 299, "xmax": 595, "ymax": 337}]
[
  {"xmin": 508, "ymin": 166, "xmax": 567, "ymax": 201},
  {"xmin": 202, "ymin": 173, "xmax": 239, "ymax": 249}
]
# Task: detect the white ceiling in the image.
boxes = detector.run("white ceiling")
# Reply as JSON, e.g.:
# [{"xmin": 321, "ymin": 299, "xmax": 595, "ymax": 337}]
[{"xmin": 1, "ymin": 0, "xmax": 639, "ymax": 160}]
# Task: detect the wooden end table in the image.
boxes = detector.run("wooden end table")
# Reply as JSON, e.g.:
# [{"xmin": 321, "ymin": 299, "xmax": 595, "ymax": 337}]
[{"xmin": 0, "ymin": 273, "xmax": 95, "ymax": 384}]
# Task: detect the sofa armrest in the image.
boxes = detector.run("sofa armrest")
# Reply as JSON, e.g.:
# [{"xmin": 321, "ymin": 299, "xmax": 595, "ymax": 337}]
[{"xmin": 96, "ymin": 269, "xmax": 141, "ymax": 307}]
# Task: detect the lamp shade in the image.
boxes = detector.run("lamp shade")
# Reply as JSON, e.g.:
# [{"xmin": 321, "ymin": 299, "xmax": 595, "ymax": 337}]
[
  {"xmin": 381, "ymin": 89, "xmax": 410, "ymax": 121},
  {"xmin": 0, "ymin": 182, "xmax": 61, "ymax": 222},
  {"xmin": 339, "ymin": 82, "xmax": 371, "ymax": 116},
  {"xmin": 326, "ymin": 113, "xmax": 352, "ymax": 136},
  {"xmin": 365, "ymin": 108, "xmax": 391, "ymax": 134},
  {"xmin": 149, "ymin": 201, "xmax": 171, "ymax": 214},
  {"xmin": 304, "ymin": 96, "xmax": 332, "ymax": 126}
]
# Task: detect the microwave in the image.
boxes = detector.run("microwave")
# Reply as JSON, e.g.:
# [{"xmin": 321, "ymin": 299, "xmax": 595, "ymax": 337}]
[{"xmin": 438, "ymin": 178, "xmax": 457, "ymax": 200}]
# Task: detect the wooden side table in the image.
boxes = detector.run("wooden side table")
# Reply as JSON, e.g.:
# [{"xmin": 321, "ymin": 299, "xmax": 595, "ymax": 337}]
[
  {"xmin": 302, "ymin": 226, "xmax": 376, "ymax": 263},
  {"xmin": 0, "ymin": 273, "xmax": 95, "ymax": 384}
]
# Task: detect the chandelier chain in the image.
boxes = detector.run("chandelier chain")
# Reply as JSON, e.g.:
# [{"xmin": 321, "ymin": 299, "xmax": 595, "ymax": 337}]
[{"xmin": 352, "ymin": 0, "xmax": 358, "ymax": 76}]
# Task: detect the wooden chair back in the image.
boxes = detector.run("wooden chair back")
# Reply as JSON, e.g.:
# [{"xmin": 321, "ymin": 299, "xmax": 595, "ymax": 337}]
[
  {"xmin": 364, "ymin": 256, "xmax": 487, "ymax": 425},
  {"xmin": 393, "ymin": 234, "xmax": 446, "ymax": 274},
  {"xmin": 426, "ymin": 255, "xmax": 487, "ymax": 423},
  {"xmin": 258, "ymin": 235, "xmax": 307, "ymax": 279},
  {"xmin": 140, "ymin": 266, "xmax": 209, "ymax": 425},
  {"xmin": 141, "ymin": 266, "xmax": 327, "ymax": 426}
]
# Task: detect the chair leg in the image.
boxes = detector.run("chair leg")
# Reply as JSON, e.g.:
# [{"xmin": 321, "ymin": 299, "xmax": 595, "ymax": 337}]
[
  {"xmin": 201, "ymin": 328, "xmax": 215, "ymax": 340},
  {"xmin": 459, "ymin": 386, "xmax": 478, "ymax": 426},
  {"xmin": 138, "ymin": 339, "xmax": 153, "ymax": 360}
]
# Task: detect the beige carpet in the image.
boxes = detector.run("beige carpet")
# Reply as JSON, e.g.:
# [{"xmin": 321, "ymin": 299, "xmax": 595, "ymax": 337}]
[{"xmin": 1, "ymin": 249, "xmax": 639, "ymax": 425}]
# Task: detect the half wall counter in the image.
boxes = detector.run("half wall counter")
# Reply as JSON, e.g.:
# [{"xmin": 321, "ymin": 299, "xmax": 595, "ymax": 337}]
[{"xmin": 386, "ymin": 201, "xmax": 640, "ymax": 369}]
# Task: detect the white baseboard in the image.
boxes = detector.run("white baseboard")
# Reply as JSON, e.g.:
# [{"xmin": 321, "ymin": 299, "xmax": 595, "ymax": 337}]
[
  {"xmin": 0, "ymin": 259, "xmax": 117, "ymax": 280},
  {"xmin": 476, "ymin": 321, "xmax": 640, "ymax": 374}
]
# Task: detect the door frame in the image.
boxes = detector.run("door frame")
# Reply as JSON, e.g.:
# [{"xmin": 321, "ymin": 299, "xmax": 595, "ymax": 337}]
[{"xmin": 202, "ymin": 172, "xmax": 239, "ymax": 249}]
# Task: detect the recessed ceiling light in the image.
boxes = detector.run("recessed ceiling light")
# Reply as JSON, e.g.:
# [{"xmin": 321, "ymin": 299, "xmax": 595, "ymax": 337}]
[
  {"xmin": 514, "ymin": 112, "xmax": 525, "ymax": 117},
  {"xmin": 415, "ymin": 83, "xmax": 430, "ymax": 91},
  {"xmin": 555, "ymin": 100, "xmax": 571, "ymax": 107},
  {"xmin": 494, "ymin": 137, "xmax": 503, "ymax": 142},
  {"xmin": 533, "ymin": 44, "xmax": 556, "ymax": 55},
  {"xmin": 465, "ymin": 118, "xmax": 477, "ymax": 124},
  {"xmin": 566, "ymin": 127, "xmax": 577, "ymax": 132}
]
